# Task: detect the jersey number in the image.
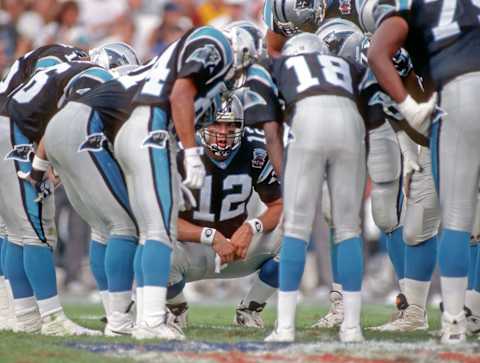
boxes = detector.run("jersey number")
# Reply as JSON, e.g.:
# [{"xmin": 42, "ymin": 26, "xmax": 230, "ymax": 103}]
[
  {"xmin": 193, "ymin": 174, "xmax": 252, "ymax": 222},
  {"xmin": 13, "ymin": 63, "xmax": 70, "ymax": 104},
  {"xmin": 285, "ymin": 55, "xmax": 353, "ymax": 94},
  {"xmin": 429, "ymin": 0, "xmax": 480, "ymax": 41}
]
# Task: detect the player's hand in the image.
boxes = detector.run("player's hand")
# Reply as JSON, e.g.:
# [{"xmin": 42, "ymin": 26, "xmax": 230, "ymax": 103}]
[
  {"xmin": 397, "ymin": 93, "xmax": 437, "ymax": 136},
  {"xmin": 397, "ymin": 131, "xmax": 421, "ymax": 198},
  {"xmin": 183, "ymin": 147, "xmax": 206, "ymax": 189},
  {"xmin": 230, "ymin": 223, "xmax": 254, "ymax": 260},
  {"xmin": 178, "ymin": 183, "xmax": 197, "ymax": 212},
  {"xmin": 17, "ymin": 168, "xmax": 53, "ymax": 203},
  {"xmin": 212, "ymin": 232, "xmax": 235, "ymax": 264}
]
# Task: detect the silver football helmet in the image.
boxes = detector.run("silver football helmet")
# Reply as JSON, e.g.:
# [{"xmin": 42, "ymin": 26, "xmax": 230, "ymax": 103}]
[
  {"xmin": 200, "ymin": 93, "xmax": 244, "ymax": 159},
  {"xmin": 272, "ymin": 0, "xmax": 328, "ymax": 36},
  {"xmin": 223, "ymin": 27, "xmax": 258, "ymax": 87},
  {"xmin": 89, "ymin": 42, "xmax": 140, "ymax": 70},
  {"xmin": 356, "ymin": 0, "xmax": 395, "ymax": 33},
  {"xmin": 223, "ymin": 20, "xmax": 267, "ymax": 61},
  {"xmin": 316, "ymin": 18, "xmax": 363, "ymax": 56},
  {"xmin": 282, "ymin": 33, "xmax": 329, "ymax": 56}
]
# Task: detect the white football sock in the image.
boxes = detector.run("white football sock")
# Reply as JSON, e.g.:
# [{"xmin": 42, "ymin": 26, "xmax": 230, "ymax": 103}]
[
  {"xmin": 467, "ymin": 290, "xmax": 480, "ymax": 316},
  {"xmin": 167, "ymin": 291, "xmax": 186, "ymax": 305},
  {"xmin": 99, "ymin": 290, "xmax": 110, "ymax": 317},
  {"xmin": 242, "ymin": 275, "xmax": 276, "ymax": 305},
  {"xmin": 441, "ymin": 276, "xmax": 468, "ymax": 317},
  {"xmin": 332, "ymin": 283, "xmax": 343, "ymax": 292},
  {"xmin": 0, "ymin": 276, "xmax": 10, "ymax": 318},
  {"xmin": 5, "ymin": 279, "xmax": 16, "ymax": 329},
  {"xmin": 399, "ymin": 278, "xmax": 406, "ymax": 294},
  {"xmin": 143, "ymin": 286, "xmax": 166, "ymax": 326},
  {"xmin": 404, "ymin": 278, "xmax": 431, "ymax": 309},
  {"xmin": 109, "ymin": 291, "xmax": 132, "ymax": 316},
  {"xmin": 136, "ymin": 286, "xmax": 143, "ymax": 325},
  {"xmin": 342, "ymin": 291, "xmax": 362, "ymax": 328},
  {"xmin": 37, "ymin": 295, "xmax": 62, "ymax": 318},
  {"xmin": 277, "ymin": 290, "xmax": 298, "ymax": 331}
]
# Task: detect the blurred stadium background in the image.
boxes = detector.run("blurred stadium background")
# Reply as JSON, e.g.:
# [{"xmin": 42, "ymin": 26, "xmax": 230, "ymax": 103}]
[{"xmin": 0, "ymin": 0, "xmax": 441, "ymax": 307}]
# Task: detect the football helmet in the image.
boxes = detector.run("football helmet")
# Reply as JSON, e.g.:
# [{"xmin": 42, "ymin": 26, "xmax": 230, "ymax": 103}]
[
  {"xmin": 316, "ymin": 18, "xmax": 363, "ymax": 56},
  {"xmin": 281, "ymin": 33, "xmax": 329, "ymax": 56},
  {"xmin": 89, "ymin": 42, "xmax": 140, "ymax": 70},
  {"xmin": 356, "ymin": 0, "xmax": 395, "ymax": 33},
  {"xmin": 200, "ymin": 93, "xmax": 244, "ymax": 159},
  {"xmin": 223, "ymin": 27, "xmax": 258, "ymax": 86},
  {"xmin": 272, "ymin": 0, "xmax": 328, "ymax": 36},
  {"xmin": 223, "ymin": 21, "xmax": 267, "ymax": 61}
]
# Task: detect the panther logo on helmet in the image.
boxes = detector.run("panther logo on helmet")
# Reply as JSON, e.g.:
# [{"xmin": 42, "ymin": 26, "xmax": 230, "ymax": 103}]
[{"xmin": 186, "ymin": 44, "xmax": 222, "ymax": 69}]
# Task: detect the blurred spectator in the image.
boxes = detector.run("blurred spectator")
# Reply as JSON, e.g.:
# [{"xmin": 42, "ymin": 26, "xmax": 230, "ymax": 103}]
[
  {"xmin": 36, "ymin": 1, "xmax": 90, "ymax": 49},
  {"xmin": 197, "ymin": 0, "xmax": 225, "ymax": 25},
  {"xmin": 99, "ymin": 14, "xmax": 136, "ymax": 46},
  {"xmin": 16, "ymin": 0, "xmax": 58, "ymax": 53},
  {"xmin": 209, "ymin": 0, "xmax": 251, "ymax": 29},
  {"xmin": 78, "ymin": 0, "xmax": 128, "ymax": 42},
  {"xmin": 0, "ymin": 0, "xmax": 26, "ymax": 61},
  {"xmin": 148, "ymin": 2, "xmax": 193, "ymax": 57}
]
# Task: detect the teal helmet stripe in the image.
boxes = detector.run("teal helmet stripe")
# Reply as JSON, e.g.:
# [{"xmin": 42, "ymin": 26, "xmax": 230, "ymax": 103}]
[{"xmin": 187, "ymin": 26, "xmax": 233, "ymax": 66}]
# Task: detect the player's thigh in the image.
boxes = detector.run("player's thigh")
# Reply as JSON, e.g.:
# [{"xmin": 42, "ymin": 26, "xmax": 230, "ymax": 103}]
[
  {"xmin": 114, "ymin": 106, "xmax": 179, "ymax": 245},
  {"xmin": 169, "ymin": 242, "xmax": 214, "ymax": 284},
  {"xmin": 0, "ymin": 118, "xmax": 55, "ymax": 247},
  {"xmin": 403, "ymin": 146, "xmax": 440, "ymax": 244},
  {"xmin": 245, "ymin": 222, "xmax": 282, "ymax": 259},
  {"xmin": 367, "ymin": 122, "xmax": 402, "ymax": 233},
  {"xmin": 471, "ymin": 188, "xmax": 480, "ymax": 241},
  {"xmin": 46, "ymin": 104, "xmax": 137, "ymax": 238},
  {"xmin": 328, "ymin": 104, "xmax": 366, "ymax": 243},
  {"xmin": 438, "ymin": 72, "xmax": 480, "ymax": 232}
]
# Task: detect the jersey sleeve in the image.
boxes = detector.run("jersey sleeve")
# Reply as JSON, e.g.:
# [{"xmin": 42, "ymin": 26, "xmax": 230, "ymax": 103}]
[
  {"xmin": 242, "ymin": 64, "xmax": 282, "ymax": 127},
  {"xmin": 177, "ymin": 27, "xmax": 233, "ymax": 87},
  {"xmin": 375, "ymin": 0, "xmax": 412, "ymax": 27}
]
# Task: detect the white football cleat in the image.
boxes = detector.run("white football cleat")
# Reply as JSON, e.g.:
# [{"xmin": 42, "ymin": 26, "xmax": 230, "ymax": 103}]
[
  {"xmin": 234, "ymin": 301, "xmax": 265, "ymax": 329},
  {"xmin": 41, "ymin": 311, "xmax": 102, "ymax": 336},
  {"xmin": 264, "ymin": 327, "xmax": 295, "ymax": 342},
  {"xmin": 339, "ymin": 325, "xmax": 364, "ymax": 343},
  {"xmin": 440, "ymin": 311, "xmax": 467, "ymax": 345},
  {"xmin": 15, "ymin": 308, "xmax": 41, "ymax": 334},
  {"xmin": 368, "ymin": 293, "xmax": 407, "ymax": 331},
  {"xmin": 105, "ymin": 312, "xmax": 135, "ymax": 336},
  {"xmin": 133, "ymin": 320, "xmax": 185, "ymax": 341},
  {"xmin": 312, "ymin": 290, "xmax": 344, "ymax": 328},
  {"xmin": 373, "ymin": 304, "xmax": 428, "ymax": 332},
  {"xmin": 166, "ymin": 303, "xmax": 189, "ymax": 330},
  {"xmin": 464, "ymin": 307, "xmax": 480, "ymax": 335}
]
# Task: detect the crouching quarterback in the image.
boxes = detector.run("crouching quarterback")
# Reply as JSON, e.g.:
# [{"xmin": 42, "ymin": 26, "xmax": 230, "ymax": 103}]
[{"xmin": 165, "ymin": 93, "xmax": 283, "ymax": 329}]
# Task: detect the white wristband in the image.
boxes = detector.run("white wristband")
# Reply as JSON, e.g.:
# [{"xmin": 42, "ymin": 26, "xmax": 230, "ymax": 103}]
[
  {"xmin": 32, "ymin": 156, "xmax": 50, "ymax": 172},
  {"xmin": 184, "ymin": 146, "xmax": 204, "ymax": 157},
  {"xmin": 200, "ymin": 227, "xmax": 216, "ymax": 245},
  {"xmin": 247, "ymin": 218, "xmax": 264, "ymax": 234}
]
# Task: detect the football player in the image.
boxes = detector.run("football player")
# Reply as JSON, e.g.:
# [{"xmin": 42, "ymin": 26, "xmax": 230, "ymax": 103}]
[
  {"xmin": 104, "ymin": 26, "xmax": 235, "ymax": 341},
  {"xmin": 0, "ymin": 45, "xmax": 119, "ymax": 336},
  {"xmin": 165, "ymin": 93, "xmax": 282, "ymax": 329},
  {"xmin": 368, "ymin": 0, "xmax": 480, "ymax": 344},
  {"xmin": 263, "ymin": 0, "xmax": 362, "ymax": 56},
  {"xmin": 43, "ymin": 45, "xmax": 141, "ymax": 337},
  {"xmin": 265, "ymin": 33, "xmax": 367, "ymax": 343}
]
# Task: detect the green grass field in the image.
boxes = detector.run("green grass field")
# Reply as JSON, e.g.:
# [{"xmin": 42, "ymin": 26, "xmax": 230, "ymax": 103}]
[{"xmin": 0, "ymin": 303, "xmax": 478, "ymax": 363}]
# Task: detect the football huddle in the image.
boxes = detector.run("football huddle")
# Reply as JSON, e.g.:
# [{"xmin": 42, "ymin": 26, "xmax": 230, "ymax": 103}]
[{"xmin": 0, "ymin": 0, "xmax": 479, "ymax": 349}]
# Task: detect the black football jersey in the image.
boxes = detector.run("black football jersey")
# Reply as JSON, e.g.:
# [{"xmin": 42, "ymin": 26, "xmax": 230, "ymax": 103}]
[
  {"xmin": 133, "ymin": 26, "xmax": 233, "ymax": 129},
  {"xmin": 263, "ymin": 0, "xmax": 361, "ymax": 37},
  {"xmin": 241, "ymin": 64, "xmax": 282, "ymax": 127},
  {"xmin": 0, "ymin": 44, "xmax": 87, "ymax": 114},
  {"xmin": 271, "ymin": 53, "xmax": 364, "ymax": 109},
  {"xmin": 76, "ymin": 59, "xmax": 156, "ymax": 142},
  {"xmin": 377, "ymin": 0, "xmax": 480, "ymax": 90},
  {"xmin": 178, "ymin": 128, "xmax": 281, "ymax": 238},
  {"xmin": 7, "ymin": 61, "xmax": 110, "ymax": 143}
]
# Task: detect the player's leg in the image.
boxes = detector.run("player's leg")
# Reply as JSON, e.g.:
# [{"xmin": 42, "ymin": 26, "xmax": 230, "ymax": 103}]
[
  {"xmin": 265, "ymin": 96, "xmax": 328, "ymax": 342},
  {"xmin": 466, "ymin": 191, "xmax": 480, "ymax": 335},
  {"xmin": 368, "ymin": 123, "xmax": 405, "ymax": 293},
  {"xmin": 114, "ymin": 106, "xmax": 182, "ymax": 340},
  {"xmin": 327, "ymin": 97, "xmax": 366, "ymax": 342},
  {"xmin": 434, "ymin": 72, "xmax": 480, "ymax": 344},
  {"xmin": 0, "ymin": 216, "xmax": 11, "ymax": 330},
  {"xmin": 45, "ymin": 102, "xmax": 138, "ymax": 335}
]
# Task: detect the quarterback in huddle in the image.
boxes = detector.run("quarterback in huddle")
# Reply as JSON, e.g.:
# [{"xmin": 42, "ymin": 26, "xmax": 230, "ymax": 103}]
[{"xmin": 0, "ymin": 0, "xmax": 478, "ymax": 349}]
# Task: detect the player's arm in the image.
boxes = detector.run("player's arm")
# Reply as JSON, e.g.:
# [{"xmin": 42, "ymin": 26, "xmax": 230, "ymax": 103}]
[
  {"xmin": 266, "ymin": 29, "xmax": 287, "ymax": 58},
  {"xmin": 263, "ymin": 121, "xmax": 284, "ymax": 177},
  {"xmin": 255, "ymin": 197, "xmax": 283, "ymax": 233},
  {"xmin": 368, "ymin": 17, "xmax": 436, "ymax": 135},
  {"xmin": 176, "ymin": 217, "xmax": 235, "ymax": 263}
]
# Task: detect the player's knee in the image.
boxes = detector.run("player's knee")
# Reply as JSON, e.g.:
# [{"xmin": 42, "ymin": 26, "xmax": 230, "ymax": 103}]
[
  {"xmin": 371, "ymin": 182, "xmax": 400, "ymax": 233},
  {"xmin": 403, "ymin": 203, "xmax": 440, "ymax": 245},
  {"xmin": 259, "ymin": 257, "xmax": 279, "ymax": 288},
  {"xmin": 334, "ymin": 228, "xmax": 362, "ymax": 244},
  {"xmin": 442, "ymin": 207, "xmax": 475, "ymax": 233},
  {"xmin": 283, "ymin": 220, "xmax": 312, "ymax": 242}
]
